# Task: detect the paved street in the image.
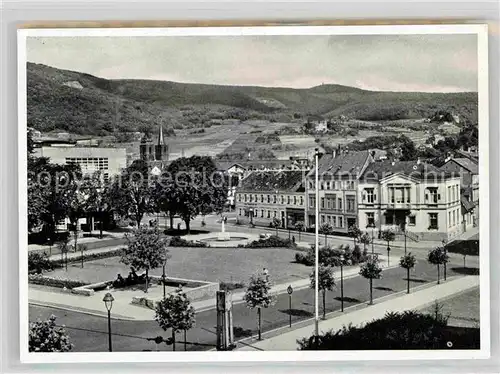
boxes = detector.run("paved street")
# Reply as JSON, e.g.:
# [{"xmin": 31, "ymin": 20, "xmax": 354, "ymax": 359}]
[{"xmin": 29, "ymin": 261, "xmax": 476, "ymax": 352}]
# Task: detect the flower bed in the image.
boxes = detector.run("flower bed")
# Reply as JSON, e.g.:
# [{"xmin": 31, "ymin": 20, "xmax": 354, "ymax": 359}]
[
  {"xmin": 295, "ymin": 244, "xmax": 368, "ymax": 267},
  {"xmin": 240, "ymin": 235, "xmax": 296, "ymax": 248},
  {"xmin": 169, "ymin": 236, "xmax": 208, "ymax": 247},
  {"xmin": 28, "ymin": 274, "xmax": 89, "ymax": 289}
]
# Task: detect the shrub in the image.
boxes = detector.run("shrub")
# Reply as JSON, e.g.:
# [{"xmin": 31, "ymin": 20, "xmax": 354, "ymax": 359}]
[
  {"xmin": 295, "ymin": 244, "xmax": 367, "ymax": 267},
  {"xmin": 295, "ymin": 252, "xmax": 313, "ymax": 266},
  {"xmin": 169, "ymin": 236, "xmax": 208, "ymax": 248},
  {"xmin": 220, "ymin": 281, "xmax": 245, "ymax": 292},
  {"xmin": 28, "ymin": 274, "xmax": 88, "ymax": 289},
  {"xmin": 29, "ymin": 315, "xmax": 73, "ymax": 352},
  {"xmin": 28, "ymin": 252, "xmax": 54, "ymax": 274},
  {"xmin": 50, "ymin": 248, "xmax": 124, "ymax": 267},
  {"xmin": 244, "ymin": 235, "xmax": 296, "ymax": 248}
]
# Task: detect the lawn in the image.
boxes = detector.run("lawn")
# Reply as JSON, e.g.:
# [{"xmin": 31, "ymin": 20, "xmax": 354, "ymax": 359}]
[
  {"xmin": 420, "ymin": 287, "xmax": 480, "ymax": 328},
  {"xmin": 47, "ymin": 246, "xmax": 312, "ymax": 286}
]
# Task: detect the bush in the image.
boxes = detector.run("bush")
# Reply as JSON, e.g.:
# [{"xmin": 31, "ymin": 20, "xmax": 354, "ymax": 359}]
[
  {"xmin": 28, "ymin": 274, "xmax": 88, "ymax": 289},
  {"xmin": 169, "ymin": 236, "xmax": 208, "ymax": 248},
  {"xmin": 297, "ymin": 310, "xmax": 479, "ymax": 350},
  {"xmin": 244, "ymin": 235, "xmax": 296, "ymax": 248},
  {"xmin": 28, "ymin": 252, "xmax": 54, "ymax": 274},
  {"xmin": 295, "ymin": 244, "xmax": 367, "ymax": 267},
  {"xmin": 295, "ymin": 252, "xmax": 313, "ymax": 266},
  {"xmin": 51, "ymin": 248, "xmax": 124, "ymax": 267},
  {"xmin": 220, "ymin": 281, "xmax": 245, "ymax": 292}
]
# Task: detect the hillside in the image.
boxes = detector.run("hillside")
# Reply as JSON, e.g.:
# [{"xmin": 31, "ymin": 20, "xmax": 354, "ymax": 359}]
[{"xmin": 26, "ymin": 62, "xmax": 478, "ymax": 135}]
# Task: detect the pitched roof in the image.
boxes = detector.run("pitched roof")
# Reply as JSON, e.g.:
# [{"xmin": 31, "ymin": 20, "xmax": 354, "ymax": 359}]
[
  {"xmin": 461, "ymin": 196, "xmax": 475, "ymax": 213},
  {"xmin": 449, "ymin": 158, "xmax": 479, "ymax": 174},
  {"xmin": 308, "ymin": 150, "xmax": 371, "ymax": 178},
  {"xmin": 239, "ymin": 170, "xmax": 305, "ymax": 192},
  {"xmin": 360, "ymin": 160, "xmax": 455, "ymax": 181}
]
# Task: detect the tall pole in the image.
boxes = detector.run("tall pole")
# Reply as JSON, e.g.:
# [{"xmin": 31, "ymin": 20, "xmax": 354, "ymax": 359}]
[
  {"xmin": 340, "ymin": 262, "xmax": 344, "ymax": 312},
  {"xmin": 371, "ymin": 227, "xmax": 374, "ymax": 254},
  {"xmin": 404, "ymin": 223, "xmax": 407, "ymax": 255},
  {"xmin": 107, "ymin": 310, "xmax": 112, "ymax": 352},
  {"xmin": 314, "ymin": 148, "xmax": 320, "ymax": 345},
  {"xmin": 289, "ymin": 295, "xmax": 292, "ymax": 328},
  {"xmin": 162, "ymin": 263, "xmax": 166, "ymax": 299}
]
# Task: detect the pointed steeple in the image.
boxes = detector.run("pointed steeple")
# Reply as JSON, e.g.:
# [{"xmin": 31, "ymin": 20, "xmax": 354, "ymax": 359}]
[{"xmin": 157, "ymin": 125, "xmax": 165, "ymax": 146}]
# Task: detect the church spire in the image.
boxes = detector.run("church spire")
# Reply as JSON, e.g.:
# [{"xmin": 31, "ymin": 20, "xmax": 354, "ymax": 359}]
[{"xmin": 157, "ymin": 125, "xmax": 165, "ymax": 145}]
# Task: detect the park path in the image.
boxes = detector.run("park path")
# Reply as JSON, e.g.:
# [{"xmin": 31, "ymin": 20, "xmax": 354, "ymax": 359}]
[
  {"xmin": 29, "ymin": 254, "xmax": 400, "ymax": 321},
  {"xmin": 236, "ymin": 275, "xmax": 480, "ymax": 351}
]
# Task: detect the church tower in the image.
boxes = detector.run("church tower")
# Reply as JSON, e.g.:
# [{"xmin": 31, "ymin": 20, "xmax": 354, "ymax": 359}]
[
  {"xmin": 154, "ymin": 126, "xmax": 169, "ymax": 161},
  {"xmin": 140, "ymin": 133, "xmax": 154, "ymax": 161}
]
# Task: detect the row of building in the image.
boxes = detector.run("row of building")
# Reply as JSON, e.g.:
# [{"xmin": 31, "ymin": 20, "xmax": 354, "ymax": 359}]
[{"xmin": 234, "ymin": 149, "xmax": 479, "ymax": 242}]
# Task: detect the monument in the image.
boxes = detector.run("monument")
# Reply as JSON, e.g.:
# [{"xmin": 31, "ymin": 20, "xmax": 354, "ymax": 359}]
[{"xmin": 217, "ymin": 217, "xmax": 231, "ymax": 241}]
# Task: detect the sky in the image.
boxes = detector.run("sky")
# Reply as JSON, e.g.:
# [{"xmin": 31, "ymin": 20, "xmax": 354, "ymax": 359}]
[{"xmin": 26, "ymin": 34, "xmax": 478, "ymax": 92}]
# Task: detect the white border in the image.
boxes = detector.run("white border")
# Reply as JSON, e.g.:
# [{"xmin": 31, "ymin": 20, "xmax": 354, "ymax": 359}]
[{"xmin": 18, "ymin": 24, "xmax": 490, "ymax": 364}]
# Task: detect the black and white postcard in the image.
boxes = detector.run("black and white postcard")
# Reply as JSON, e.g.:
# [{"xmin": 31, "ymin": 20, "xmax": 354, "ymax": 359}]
[{"xmin": 18, "ymin": 24, "xmax": 490, "ymax": 363}]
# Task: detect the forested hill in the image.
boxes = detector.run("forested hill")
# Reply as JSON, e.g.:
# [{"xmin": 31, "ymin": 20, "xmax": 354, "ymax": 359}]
[{"xmin": 27, "ymin": 62, "xmax": 478, "ymax": 135}]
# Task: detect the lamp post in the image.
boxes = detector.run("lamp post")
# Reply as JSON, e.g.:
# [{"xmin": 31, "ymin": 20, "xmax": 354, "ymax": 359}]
[
  {"xmin": 103, "ymin": 292, "xmax": 114, "ymax": 352},
  {"xmin": 371, "ymin": 226, "xmax": 375, "ymax": 254},
  {"xmin": 287, "ymin": 285, "xmax": 293, "ymax": 328},
  {"xmin": 340, "ymin": 249, "xmax": 345, "ymax": 312},
  {"xmin": 442, "ymin": 239, "xmax": 447, "ymax": 281},
  {"xmin": 403, "ymin": 221, "xmax": 407, "ymax": 255},
  {"xmin": 162, "ymin": 263, "xmax": 167, "ymax": 299},
  {"xmin": 314, "ymin": 148, "xmax": 320, "ymax": 347}
]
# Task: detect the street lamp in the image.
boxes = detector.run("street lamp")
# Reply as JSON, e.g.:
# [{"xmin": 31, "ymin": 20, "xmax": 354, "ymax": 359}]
[
  {"xmin": 442, "ymin": 239, "xmax": 447, "ymax": 281},
  {"xmin": 371, "ymin": 226, "xmax": 375, "ymax": 254},
  {"xmin": 314, "ymin": 148, "xmax": 320, "ymax": 347},
  {"xmin": 162, "ymin": 263, "xmax": 167, "ymax": 299},
  {"xmin": 287, "ymin": 285, "xmax": 294, "ymax": 328},
  {"xmin": 103, "ymin": 292, "xmax": 114, "ymax": 352},
  {"xmin": 340, "ymin": 249, "xmax": 345, "ymax": 312}
]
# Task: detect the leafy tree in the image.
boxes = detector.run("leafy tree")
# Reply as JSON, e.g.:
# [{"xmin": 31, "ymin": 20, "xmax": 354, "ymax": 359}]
[
  {"xmin": 310, "ymin": 265, "xmax": 336, "ymax": 319},
  {"xmin": 243, "ymin": 273, "xmax": 275, "ymax": 340},
  {"xmin": 83, "ymin": 172, "xmax": 112, "ymax": 239},
  {"xmin": 29, "ymin": 315, "xmax": 73, "ymax": 352},
  {"xmin": 359, "ymin": 256, "xmax": 382, "ymax": 305},
  {"xmin": 399, "ymin": 135, "xmax": 418, "ymax": 161},
  {"xmin": 348, "ymin": 225, "xmax": 362, "ymax": 248},
  {"xmin": 319, "ymin": 222, "xmax": 333, "ymax": 246},
  {"xmin": 294, "ymin": 221, "xmax": 305, "ymax": 241},
  {"xmin": 399, "ymin": 253, "xmax": 417, "ymax": 294},
  {"xmin": 121, "ymin": 225, "xmax": 170, "ymax": 292},
  {"xmin": 110, "ymin": 160, "xmax": 155, "ymax": 228},
  {"xmin": 271, "ymin": 217, "xmax": 281, "ymax": 236},
  {"xmin": 155, "ymin": 287, "xmax": 196, "ymax": 351},
  {"xmin": 66, "ymin": 186, "xmax": 90, "ymax": 267},
  {"xmin": 164, "ymin": 156, "xmax": 228, "ymax": 233},
  {"xmin": 427, "ymin": 247, "xmax": 449, "ymax": 284},
  {"xmin": 296, "ymin": 310, "xmax": 475, "ymax": 350},
  {"xmin": 359, "ymin": 232, "xmax": 371, "ymax": 254},
  {"xmin": 380, "ymin": 229, "xmax": 396, "ymax": 255}
]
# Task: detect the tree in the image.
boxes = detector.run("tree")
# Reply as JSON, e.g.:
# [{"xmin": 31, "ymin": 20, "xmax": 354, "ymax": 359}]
[
  {"xmin": 359, "ymin": 232, "xmax": 371, "ymax": 254},
  {"xmin": 271, "ymin": 217, "xmax": 281, "ymax": 236},
  {"xmin": 380, "ymin": 229, "xmax": 396, "ymax": 256},
  {"xmin": 399, "ymin": 135, "xmax": 418, "ymax": 161},
  {"xmin": 359, "ymin": 255, "xmax": 382, "ymax": 305},
  {"xmin": 110, "ymin": 160, "xmax": 155, "ymax": 228},
  {"xmin": 310, "ymin": 265, "xmax": 336, "ymax": 319},
  {"xmin": 83, "ymin": 172, "xmax": 112, "ymax": 239},
  {"xmin": 294, "ymin": 221, "xmax": 305, "ymax": 241},
  {"xmin": 66, "ymin": 186, "xmax": 90, "ymax": 267},
  {"xmin": 348, "ymin": 225, "xmax": 362, "ymax": 248},
  {"xmin": 29, "ymin": 315, "xmax": 73, "ymax": 352},
  {"xmin": 155, "ymin": 287, "xmax": 196, "ymax": 351},
  {"xmin": 427, "ymin": 247, "xmax": 449, "ymax": 284},
  {"xmin": 121, "ymin": 225, "xmax": 170, "ymax": 292},
  {"xmin": 243, "ymin": 273, "xmax": 275, "ymax": 340},
  {"xmin": 399, "ymin": 253, "xmax": 417, "ymax": 294},
  {"xmin": 319, "ymin": 222, "xmax": 333, "ymax": 246},
  {"xmin": 164, "ymin": 156, "xmax": 228, "ymax": 233}
]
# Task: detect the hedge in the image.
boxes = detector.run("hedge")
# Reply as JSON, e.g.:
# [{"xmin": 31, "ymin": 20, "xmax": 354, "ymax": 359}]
[
  {"xmin": 242, "ymin": 235, "xmax": 296, "ymax": 248},
  {"xmin": 295, "ymin": 244, "xmax": 367, "ymax": 267},
  {"xmin": 50, "ymin": 248, "xmax": 124, "ymax": 267},
  {"xmin": 169, "ymin": 236, "xmax": 208, "ymax": 247},
  {"xmin": 28, "ymin": 274, "xmax": 89, "ymax": 289}
]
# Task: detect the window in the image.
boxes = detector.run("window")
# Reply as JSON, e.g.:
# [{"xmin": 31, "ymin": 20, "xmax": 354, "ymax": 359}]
[
  {"xmin": 309, "ymin": 195, "xmax": 316, "ymax": 208},
  {"xmin": 239, "ymin": 209, "xmax": 242, "ymax": 216},
  {"xmin": 237, "ymin": 194, "xmax": 241, "ymax": 202},
  {"xmin": 448, "ymin": 186, "xmax": 451, "ymax": 202},
  {"xmin": 308, "ymin": 181, "xmax": 313, "ymax": 189},
  {"xmin": 300, "ymin": 196, "xmax": 304, "ymax": 206},
  {"xmin": 426, "ymin": 188, "xmax": 439, "ymax": 204},
  {"xmin": 321, "ymin": 215, "xmax": 326, "ymax": 223},
  {"xmin": 386, "ymin": 214, "xmax": 394, "ymax": 225},
  {"xmin": 287, "ymin": 196, "xmax": 291, "ymax": 205},
  {"xmin": 429, "ymin": 213, "xmax": 438, "ymax": 230},
  {"xmin": 260, "ymin": 194, "xmax": 264, "ymax": 203},
  {"xmin": 339, "ymin": 216, "xmax": 343, "ymax": 228},
  {"xmin": 267, "ymin": 210, "xmax": 270, "ymax": 218},
  {"xmin": 338, "ymin": 198, "xmax": 343, "ymax": 210},
  {"xmin": 346, "ymin": 197, "xmax": 355, "ymax": 212},
  {"xmin": 273, "ymin": 211, "xmax": 277, "ymax": 218},
  {"xmin": 326, "ymin": 182, "xmax": 331, "ymax": 190},
  {"xmin": 327, "ymin": 215, "xmax": 331, "ymax": 224},
  {"xmin": 280, "ymin": 195, "xmax": 284, "ymax": 204},
  {"xmin": 448, "ymin": 212, "xmax": 452, "ymax": 227},
  {"xmin": 332, "ymin": 216, "xmax": 337, "ymax": 227},
  {"xmin": 244, "ymin": 194, "xmax": 248, "ymax": 202},
  {"xmin": 453, "ymin": 210, "xmax": 456, "ymax": 226},
  {"xmin": 409, "ymin": 215, "xmax": 416, "ymax": 225},
  {"xmin": 320, "ymin": 182, "xmax": 324, "ymax": 190},
  {"xmin": 267, "ymin": 195, "xmax": 271, "ymax": 203},
  {"xmin": 321, "ymin": 197, "xmax": 325, "ymax": 209},
  {"xmin": 365, "ymin": 189, "xmax": 375, "ymax": 203},
  {"xmin": 261, "ymin": 210, "xmax": 264, "ymax": 218},
  {"xmin": 249, "ymin": 195, "xmax": 253, "ymax": 203},
  {"xmin": 366, "ymin": 213, "xmax": 375, "ymax": 227},
  {"xmin": 273, "ymin": 195, "xmax": 277, "ymax": 204},
  {"xmin": 293, "ymin": 196, "xmax": 297, "ymax": 205}
]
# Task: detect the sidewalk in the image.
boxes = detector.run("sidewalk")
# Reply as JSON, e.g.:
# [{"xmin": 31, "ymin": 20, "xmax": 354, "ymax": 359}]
[
  {"xmin": 29, "ymin": 255, "xmax": 400, "ymax": 320},
  {"xmin": 236, "ymin": 275, "xmax": 480, "ymax": 351}
]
